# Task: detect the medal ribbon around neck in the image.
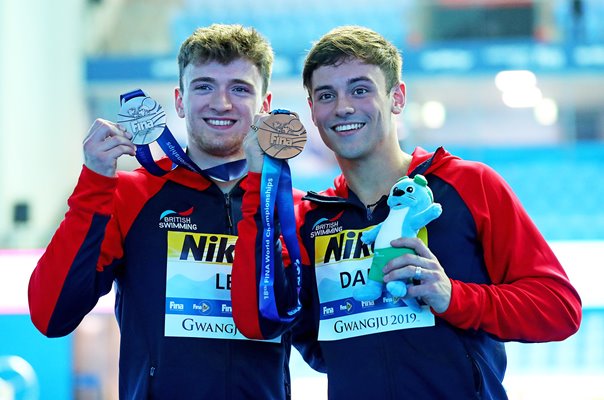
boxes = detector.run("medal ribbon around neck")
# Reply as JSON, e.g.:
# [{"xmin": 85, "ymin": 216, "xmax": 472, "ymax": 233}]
[
  {"xmin": 117, "ymin": 89, "xmax": 247, "ymax": 182},
  {"xmin": 254, "ymin": 109, "xmax": 307, "ymax": 322}
]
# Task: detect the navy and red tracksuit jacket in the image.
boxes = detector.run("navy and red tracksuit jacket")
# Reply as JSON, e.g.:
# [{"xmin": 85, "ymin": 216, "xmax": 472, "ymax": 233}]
[
  {"xmin": 232, "ymin": 147, "xmax": 582, "ymax": 400},
  {"xmin": 29, "ymin": 159, "xmax": 292, "ymax": 400}
]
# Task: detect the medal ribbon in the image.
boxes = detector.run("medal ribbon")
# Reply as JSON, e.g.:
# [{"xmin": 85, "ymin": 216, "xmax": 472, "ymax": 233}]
[
  {"xmin": 259, "ymin": 110, "xmax": 302, "ymax": 322},
  {"xmin": 119, "ymin": 89, "xmax": 247, "ymax": 182}
]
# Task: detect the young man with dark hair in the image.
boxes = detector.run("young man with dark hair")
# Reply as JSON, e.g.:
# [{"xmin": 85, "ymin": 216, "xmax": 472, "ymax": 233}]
[{"xmin": 233, "ymin": 26, "xmax": 581, "ymax": 399}]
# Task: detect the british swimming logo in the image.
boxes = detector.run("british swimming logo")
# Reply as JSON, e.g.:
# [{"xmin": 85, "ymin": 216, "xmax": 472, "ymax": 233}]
[
  {"xmin": 311, "ymin": 211, "xmax": 344, "ymax": 238},
  {"xmin": 159, "ymin": 206, "xmax": 198, "ymax": 231}
]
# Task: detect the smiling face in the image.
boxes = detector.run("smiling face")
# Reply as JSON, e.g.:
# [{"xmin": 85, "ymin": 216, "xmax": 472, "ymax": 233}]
[
  {"xmin": 175, "ymin": 58, "xmax": 271, "ymax": 165},
  {"xmin": 307, "ymin": 59, "xmax": 405, "ymax": 163}
]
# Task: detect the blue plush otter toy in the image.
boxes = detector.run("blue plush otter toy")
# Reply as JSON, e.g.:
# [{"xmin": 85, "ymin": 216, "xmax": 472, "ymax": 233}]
[{"xmin": 353, "ymin": 175, "xmax": 442, "ymax": 307}]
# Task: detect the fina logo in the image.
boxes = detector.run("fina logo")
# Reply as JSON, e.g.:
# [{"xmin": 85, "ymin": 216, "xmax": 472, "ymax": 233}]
[{"xmin": 193, "ymin": 302, "xmax": 211, "ymax": 314}]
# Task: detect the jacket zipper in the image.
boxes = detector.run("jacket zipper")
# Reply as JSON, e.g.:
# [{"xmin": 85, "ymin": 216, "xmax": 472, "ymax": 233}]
[
  {"xmin": 366, "ymin": 205, "xmax": 374, "ymax": 221},
  {"xmin": 365, "ymin": 195, "xmax": 387, "ymax": 221},
  {"xmin": 224, "ymin": 192, "xmax": 234, "ymax": 234},
  {"xmin": 149, "ymin": 365, "xmax": 156, "ymax": 395}
]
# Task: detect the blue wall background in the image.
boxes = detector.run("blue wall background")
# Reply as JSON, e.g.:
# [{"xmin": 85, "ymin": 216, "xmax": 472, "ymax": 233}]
[
  {"xmin": 0, "ymin": 315, "xmax": 71, "ymax": 400},
  {"xmin": 293, "ymin": 143, "xmax": 604, "ymax": 241}
]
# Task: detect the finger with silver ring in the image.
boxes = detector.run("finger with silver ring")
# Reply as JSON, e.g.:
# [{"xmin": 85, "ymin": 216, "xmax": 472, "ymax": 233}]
[{"xmin": 413, "ymin": 266, "xmax": 422, "ymax": 282}]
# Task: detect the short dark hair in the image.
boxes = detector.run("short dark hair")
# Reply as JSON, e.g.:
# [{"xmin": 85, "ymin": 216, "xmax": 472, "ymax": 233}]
[
  {"xmin": 178, "ymin": 24, "xmax": 274, "ymax": 94},
  {"xmin": 303, "ymin": 26, "xmax": 402, "ymax": 95}
]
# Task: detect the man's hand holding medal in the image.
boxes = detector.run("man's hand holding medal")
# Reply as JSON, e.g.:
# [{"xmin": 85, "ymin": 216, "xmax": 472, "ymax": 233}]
[
  {"xmin": 245, "ymin": 110, "xmax": 307, "ymax": 173},
  {"xmin": 82, "ymin": 119, "xmax": 136, "ymax": 178},
  {"xmin": 246, "ymin": 110, "xmax": 307, "ymax": 322}
]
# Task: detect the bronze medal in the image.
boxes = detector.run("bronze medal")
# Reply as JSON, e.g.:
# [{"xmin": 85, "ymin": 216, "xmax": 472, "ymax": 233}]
[{"xmin": 256, "ymin": 111, "xmax": 307, "ymax": 159}]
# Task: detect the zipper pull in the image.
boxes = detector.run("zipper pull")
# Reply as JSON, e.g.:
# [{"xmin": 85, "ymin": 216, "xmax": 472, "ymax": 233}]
[
  {"xmin": 224, "ymin": 193, "xmax": 233, "ymax": 231},
  {"xmin": 365, "ymin": 195, "xmax": 386, "ymax": 221}
]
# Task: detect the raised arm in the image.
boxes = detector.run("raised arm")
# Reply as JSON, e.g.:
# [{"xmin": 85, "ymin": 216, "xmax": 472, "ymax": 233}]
[
  {"xmin": 28, "ymin": 166, "xmax": 123, "ymax": 337},
  {"xmin": 28, "ymin": 119, "xmax": 135, "ymax": 337}
]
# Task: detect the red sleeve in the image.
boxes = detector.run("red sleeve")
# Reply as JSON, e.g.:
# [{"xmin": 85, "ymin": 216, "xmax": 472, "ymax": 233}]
[
  {"xmin": 28, "ymin": 166, "xmax": 121, "ymax": 336},
  {"xmin": 231, "ymin": 173, "xmax": 265, "ymax": 339},
  {"xmin": 231, "ymin": 172, "xmax": 302, "ymax": 339},
  {"xmin": 28, "ymin": 165, "xmax": 165, "ymax": 337},
  {"xmin": 433, "ymin": 163, "xmax": 582, "ymax": 342}
]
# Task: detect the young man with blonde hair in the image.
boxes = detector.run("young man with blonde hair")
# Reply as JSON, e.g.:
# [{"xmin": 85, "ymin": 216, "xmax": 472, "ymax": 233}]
[{"xmin": 30, "ymin": 24, "xmax": 293, "ymax": 399}]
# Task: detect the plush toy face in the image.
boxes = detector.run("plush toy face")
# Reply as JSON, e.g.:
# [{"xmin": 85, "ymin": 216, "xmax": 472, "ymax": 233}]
[{"xmin": 387, "ymin": 175, "xmax": 434, "ymax": 210}]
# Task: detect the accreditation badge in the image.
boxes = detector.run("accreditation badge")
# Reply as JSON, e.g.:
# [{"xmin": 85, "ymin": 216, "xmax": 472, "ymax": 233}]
[
  {"xmin": 313, "ymin": 227, "xmax": 435, "ymax": 341},
  {"xmin": 164, "ymin": 231, "xmax": 279, "ymax": 342}
]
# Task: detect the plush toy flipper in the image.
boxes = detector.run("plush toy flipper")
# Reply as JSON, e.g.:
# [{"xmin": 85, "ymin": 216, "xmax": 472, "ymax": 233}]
[
  {"xmin": 353, "ymin": 280, "xmax": 383, "ymax": 302},
  {"xmin": 386, "ymin": 280, "xmax": 407, "ymax": 297},
  {"xmin": 385, "ymin": 282, "xmax": 421, "ymax": 311},
  {"xmin": 361, "ymin": 224, "xmax": 381, "ymax": 244},
  {"xmin": 410, "ymin": 203, "xmax": 443, "ymax": 230}
]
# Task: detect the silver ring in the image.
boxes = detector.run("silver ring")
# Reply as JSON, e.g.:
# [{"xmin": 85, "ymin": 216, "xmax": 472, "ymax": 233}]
[{"xmin": 414, "ymin": 266, "xmax": 422, "ymax": 281}]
